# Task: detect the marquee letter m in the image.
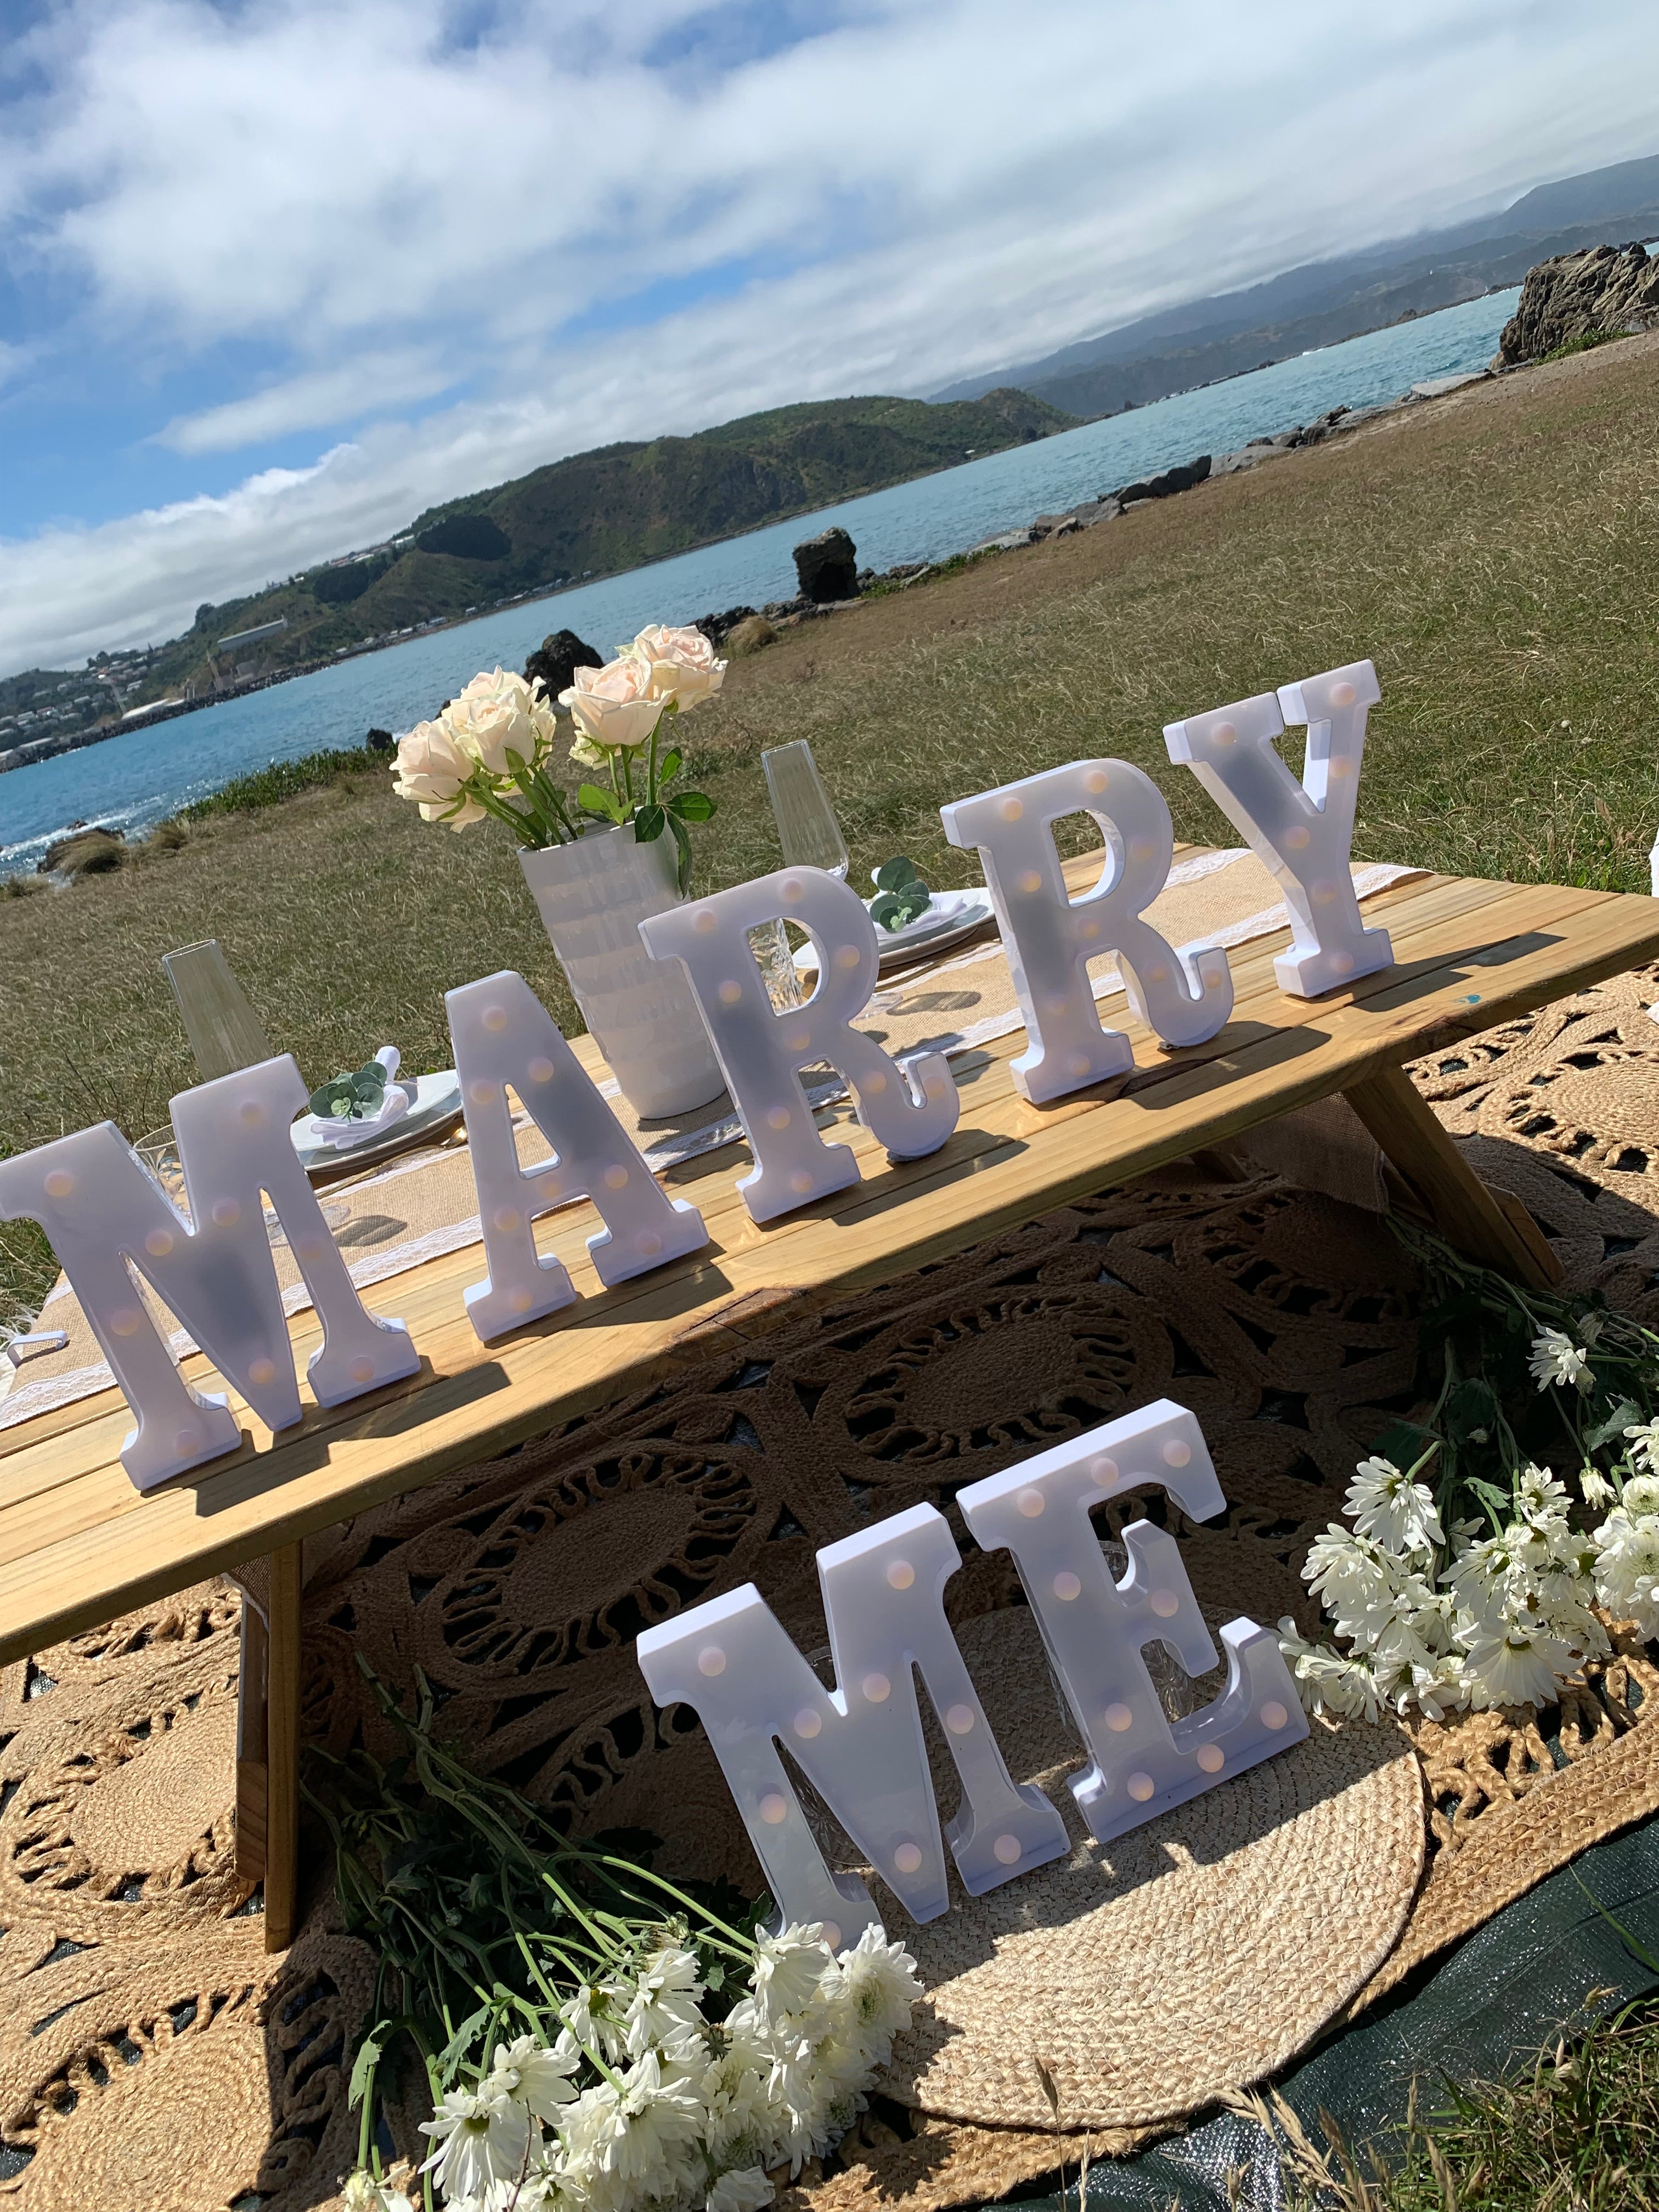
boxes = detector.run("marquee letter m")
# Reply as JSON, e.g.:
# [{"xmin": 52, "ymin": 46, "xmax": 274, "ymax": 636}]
[{"xmin": 636, "ymin": 1503, "xmax": 1066, "ymax": 1940}]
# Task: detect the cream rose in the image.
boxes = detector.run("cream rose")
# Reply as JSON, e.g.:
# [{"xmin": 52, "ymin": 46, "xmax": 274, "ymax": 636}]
[
  {"xmin": 628, "ymin": 622, "xmax": 726, "ymax": 710},
  {"xmin": 445, "ymin": 667, "xmax": 555, "ymax": 779},
  {"xmin": 391, "ymin": 719, "xmax": 485, "ymax": 828},
  {"xmin": 558, "ymin": 655, "xmax": 664, "ymax": 755}
]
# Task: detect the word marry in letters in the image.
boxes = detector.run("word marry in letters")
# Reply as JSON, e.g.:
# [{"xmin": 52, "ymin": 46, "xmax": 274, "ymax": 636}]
[
  {"xmin": 0, "ymin": 661, "xmax": 1385, "ymax": 1488},
  {"xmin": 636, "ymin": 1401, "xmax": 1307, "ymax": 1942}
]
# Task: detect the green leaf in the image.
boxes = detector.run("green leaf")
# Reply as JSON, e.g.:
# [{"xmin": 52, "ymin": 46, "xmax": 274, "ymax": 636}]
[
  {"xmin": 348, "ymin": 2031, "xmax": 384, "ymax": 2108},
  {"xmin": 667, "ymin": 789, "xmax": 715, "ymax": 822},
  {"xmin": 874, "ymin": 854, "xmax": 923, "ymax": 892},
  {"xmin": 657, "ymin": 748, "xmax": 682, "ymax": 787},
  {"xmin": 1465, "ymin": 1475, "xmax": 1514, "ymax": 1531},
  {"xmin": 578, "ymin": 783, "xmax": 624, "ymax": 821},
  {"xmin": 872, "ymin": 883, "xmax": 933, "ymax": 931},
  {"xmin": 1444, "ymin": 1376, "xmax": 1499, "ymax": 1443},
  {"xmin": 669, "ymin": 812, "xmax": 693, "ymax": 895},
  {"xmin": 634, "ymin": 804, "xmax": 667, "ymax": 843},
  {"xmin": 1586, "ymin": 1398, "xmax": 1644, "ymax": 1452}
]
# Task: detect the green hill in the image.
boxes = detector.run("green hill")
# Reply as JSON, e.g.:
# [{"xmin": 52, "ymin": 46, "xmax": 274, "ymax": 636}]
[{"xmin": 98, "ymin": 388, "xmax": 1074, "ymax": 706}]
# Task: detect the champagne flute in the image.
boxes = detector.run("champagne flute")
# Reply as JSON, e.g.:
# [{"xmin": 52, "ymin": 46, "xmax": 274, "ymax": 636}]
[
  {"xmin": 763, "ymin": 741, "xmax": 850, "ymax": 881},
  {"xmin": 160, "ymin": 941, "xmax": 273, "ymax": 1082},
  {"xmin": 755, "ymin": 741, "xmax": 851, "ymax": 1010}
]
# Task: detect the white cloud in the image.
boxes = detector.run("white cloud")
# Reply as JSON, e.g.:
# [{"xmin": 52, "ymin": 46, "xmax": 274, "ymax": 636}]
[
  {"xmin": 155, "ymin": 352, "xmax": 462, "ymax": 454},
  {"xmin": 2, "ymin": 0, "xmax": 1658, "ymax": 668}
]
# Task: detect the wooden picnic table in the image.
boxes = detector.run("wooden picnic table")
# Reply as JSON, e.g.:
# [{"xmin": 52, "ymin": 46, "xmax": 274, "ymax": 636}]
[{"xmin": 5, "ymin": 854, "xmax": 1659, "ymax": 1950}]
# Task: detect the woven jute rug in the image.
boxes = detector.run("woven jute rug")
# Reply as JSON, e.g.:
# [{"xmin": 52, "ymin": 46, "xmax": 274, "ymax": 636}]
[{"xmin": 7, "ymin": 964, "xmax": 1659, "ymax": 2211}]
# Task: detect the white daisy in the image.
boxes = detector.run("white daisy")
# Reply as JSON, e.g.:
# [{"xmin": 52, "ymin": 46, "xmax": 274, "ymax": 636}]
[
  {"xmin": 488, "ymin": 2029, "xmax": 582, "ymax": 2121},
  {"xmin": 1624, "ymin": 1421, "xmax": 1659, "ymax": 1472},
  {"xmin": 750, "ymin": 1926, "xmax": 832, "ymax": 2024},
  {"xmin": 1578, "ymin": 1465, "xmax": 1617, "ymax": 1508},
  {"xmin": 1345, "ymin": 1455, "xmax": 1444, "ymax": 1555},
  {"xmin": 564, "ymin": 2046, "xmax": 703, "ymax": 2198},
  {"xmin": 419, "ymin": 2081, "xmax": 529, "ymax": 2203},
  {"xmin": 1528, "ymin": 1328, "xmax": 1592, "ymax": 1392},
  {"xmin": 1277, "ymin": 1621, "xmax": 1384, "ymax": 1721},
  {"xmin": 817, "ymin": 1924, "xmax": 921, "ymax": 2061},
  {"xmin": 1462, "ymin": 1620, "xmax": 1575, "ymax": 1710},
  {"xmin": 341, "ymin": 2174, "xmax": 414, "ymax": 2212},
  {"xmin": 1592, "ymin": 1506, "xmax": 1659, "ymax": 1638},
  {"xmin": 1516, "ymin": 1463, "xmax": 1572, "ymax": 1529},
  {"xmin": 707, "ymin": 2166, "xmax": 775, "ymax": 2212}
]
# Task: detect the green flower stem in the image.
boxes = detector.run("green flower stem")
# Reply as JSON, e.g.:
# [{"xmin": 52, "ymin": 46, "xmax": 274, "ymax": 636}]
[
  {"xmin": 467, "ymin": 776, "xmax": 543, "ymax": 848},
  {"xmin": 528, "ymin": 763, "xmax": 578, "ymax": 842},
  {"xmin": 645, "ymin": 701, "xmax": 675, "ymax": 809},
  {"xmin": 592, "ymin": 1853, "xmax": 755, "ymax": 1961}
]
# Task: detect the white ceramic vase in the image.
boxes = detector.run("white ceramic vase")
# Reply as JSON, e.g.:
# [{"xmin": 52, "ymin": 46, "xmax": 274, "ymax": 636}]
[{"xmin": 520, "ymin": 826, "xmax": 726, "ymax": 1119}]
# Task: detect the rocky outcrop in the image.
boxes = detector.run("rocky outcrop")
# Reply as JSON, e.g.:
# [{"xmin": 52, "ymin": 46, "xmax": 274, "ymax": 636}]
[
  {"xmin": 1113, "ymin": 454, "xmax": 1211, "ymax": 504},
  {"xmin": 793, "ymin": 527, "xmax": 859, "ymax": 603},
  {"xmin": 523, "ymin": 629, "xmax": 602, "ymax": 701},
  {"xmin": 691, "ymin": 606, "xmax": 759, "ymax": 648},
  {"xmin": 1497, "ymin": 242, "xmax": 1659, "ymax": 364}
]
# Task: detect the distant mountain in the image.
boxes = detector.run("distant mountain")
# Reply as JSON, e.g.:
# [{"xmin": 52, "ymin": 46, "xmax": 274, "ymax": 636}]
[
  {"xmin": 932, "ymin": 151, "xmax": 1659, "ymax": 419},
  {"xmin": 14, "ymin": 387, "xmax": 1071, "ymax": 709}
]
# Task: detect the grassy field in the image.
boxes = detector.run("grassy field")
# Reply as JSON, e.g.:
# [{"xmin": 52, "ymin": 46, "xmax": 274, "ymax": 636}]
[
  {"xmin": 3, "ymin": 331, "xmax": 1658, "ymax": 1323},
  {"xmin": 1239, "ymin": 1997, "xmax": 1659, "ymax": 2208}
]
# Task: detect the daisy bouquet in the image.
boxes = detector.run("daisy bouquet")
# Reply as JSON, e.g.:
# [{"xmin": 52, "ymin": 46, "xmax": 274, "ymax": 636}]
[
  {"xmin": 1280, "ymin": 1223, "xmax": 1659, "ymax": 1723},
  {"xmin": 313, "ymin": 1671, "xmax": 921, "ymax": 2212}
]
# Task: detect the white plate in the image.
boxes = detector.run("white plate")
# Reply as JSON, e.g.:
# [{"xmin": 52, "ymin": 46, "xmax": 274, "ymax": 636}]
[
  {"xmin": 291, "ymin": 1069, "xmax": 464, "ymax": 1174},
  {"xmin": 794, "ymin": 888, "xmax": 996, "ymax": 974}
]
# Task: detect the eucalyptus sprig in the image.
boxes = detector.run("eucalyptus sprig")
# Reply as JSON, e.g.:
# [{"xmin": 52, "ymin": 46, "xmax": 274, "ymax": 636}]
[
  {"xmin": 309, "ymin": 1058, "xmax": 390, "ymax": 1123},
  {"xmin": 869, "ymin": 855, "xmax": 932, "ymax": 932}
]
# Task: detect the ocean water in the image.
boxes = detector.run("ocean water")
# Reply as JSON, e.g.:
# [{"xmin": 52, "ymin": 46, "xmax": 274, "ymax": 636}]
[{"xmin": 1, "ymin": 286, "xmax": 1521, "ymax": 874}]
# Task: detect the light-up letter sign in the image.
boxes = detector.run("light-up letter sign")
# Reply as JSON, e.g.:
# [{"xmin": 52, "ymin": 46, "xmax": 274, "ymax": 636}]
[
  {"xmin": 939, "ymin": 759, "xmax": 1233, "ymax": 1105},
  {"xmin": 1163, "ymin": 659, "xmax": 1390, "ymax": 996},
  {"xmin": 447, "ymin": 971, "xmax": 709, "ymax": 1342},
  {"xmin": 0, "ymin": 1060, "xmax": 419, "ymax": 1490},
  {"xmin": 639, "ymin": 869, "xmax": 959, "ymax": 1224},
  {"xmin": 636, "ymin": 1503, "xmax": 1069, "ymax": 1941},
  {"xmin": 957, "ymin": 1399, "xmax": 1306, "ymax": 1843}
]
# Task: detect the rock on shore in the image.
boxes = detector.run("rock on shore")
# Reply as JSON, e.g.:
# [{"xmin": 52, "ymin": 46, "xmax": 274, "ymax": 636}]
[
  {"xmin": 523, "ymin": 628, "xmax": 602, "ymax": 699},
  {"xmin": 1497, "ymin": 242, "xmax": 1659, "ymax": 364},
  {"xmin": 793, "ymin": 527, "xmax": 859, "ymax": 603}
]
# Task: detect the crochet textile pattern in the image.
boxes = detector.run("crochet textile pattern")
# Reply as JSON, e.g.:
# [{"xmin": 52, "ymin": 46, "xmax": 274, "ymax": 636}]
[{"xmin": 5, "ymin": 964, "xmax": 1659, "ymax": 2212}]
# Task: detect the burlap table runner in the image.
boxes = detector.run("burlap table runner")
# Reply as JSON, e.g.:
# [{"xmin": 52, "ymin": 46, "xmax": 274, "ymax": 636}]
[{"xmin": 0, "ymin": 849, "xmax": 1413, "ymax": 1429}]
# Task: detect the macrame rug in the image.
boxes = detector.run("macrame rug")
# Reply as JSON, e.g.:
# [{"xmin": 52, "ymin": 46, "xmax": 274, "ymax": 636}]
[{"xmin": 7, "ymin": 963, "xmax": 1659, "ymax": 2212}]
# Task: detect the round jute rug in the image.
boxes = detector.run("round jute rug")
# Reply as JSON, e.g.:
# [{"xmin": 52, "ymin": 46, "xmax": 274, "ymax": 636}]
[{"xmin": 883, "ymin": 1609, "xmax": 1425, "ymax": 2131}]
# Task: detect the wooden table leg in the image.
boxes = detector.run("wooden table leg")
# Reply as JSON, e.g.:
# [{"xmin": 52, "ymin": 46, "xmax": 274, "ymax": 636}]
[
  {"xmin": 263, "ymin": 1541, "xmax": 303, "ymax": 1953},
  {"xmin": 1343, "ymin": 1062, "xmax": 1561, "ymax": 1291},
  {"xmin": 234, "ymin": 1593, "xmax": 269, "ymax": 1888}
]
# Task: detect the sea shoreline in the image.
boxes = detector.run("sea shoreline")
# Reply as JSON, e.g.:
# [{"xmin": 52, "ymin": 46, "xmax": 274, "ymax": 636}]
[
  {"xmin": 0, "ymin": 299, "xmax": 1524, "ymax": 794},
  {"xmin": 0, "ymin": 286, "xmax": 1539, "ymax": 866}
]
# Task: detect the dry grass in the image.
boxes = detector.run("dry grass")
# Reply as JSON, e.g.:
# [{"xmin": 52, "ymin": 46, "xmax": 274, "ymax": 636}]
[
  {"xmin": 3, "ymin": 335, "xmax": 1658, "ymax": 1323},
  {"xmin": 1229, "ymin": 2000, "xmax": 1659, "ymax": 2209}
]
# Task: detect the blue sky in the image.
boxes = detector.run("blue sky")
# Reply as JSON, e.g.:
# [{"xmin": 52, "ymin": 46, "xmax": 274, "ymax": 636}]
[{"xmin": 2, "ymin": 0, "xmax": 1658, "ymax": 672}]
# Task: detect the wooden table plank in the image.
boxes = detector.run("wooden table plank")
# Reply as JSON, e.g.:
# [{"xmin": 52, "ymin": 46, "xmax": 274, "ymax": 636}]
[
  {"xmin": 0, "ymin": 870, "xmax": 1620, "ymax": 1510},
  {"xmin": 0, "ymin": 868, "xmax": 1610, "ymax": 1511},
  {"xmin": 3, "ymin": 868, "xmax": 1656, "ymax": 1663}
]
